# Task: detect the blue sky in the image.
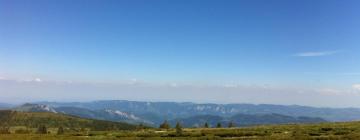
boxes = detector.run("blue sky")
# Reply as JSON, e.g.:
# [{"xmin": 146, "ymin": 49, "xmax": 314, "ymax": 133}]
[{"xmin": 1, "ymin": 0, "xmax": 360, "ymax": 107}]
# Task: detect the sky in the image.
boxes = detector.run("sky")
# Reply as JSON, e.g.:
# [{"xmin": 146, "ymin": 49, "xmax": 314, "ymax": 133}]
[{"xmin": 1, "ymin": 0, "xmax": 360, "ymax": 107}]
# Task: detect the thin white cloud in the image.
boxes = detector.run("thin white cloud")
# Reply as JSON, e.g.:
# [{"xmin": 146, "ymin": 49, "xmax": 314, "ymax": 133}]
[
  {"xmin": 0, "ymin": 77, "xmax": 5, "ymax": 80},
  {"xmin": 316, "ymin": 88, "xmax": 344, "ymax": 95},
  {"xmin": 294, "ymin": 51, "xmax": 339, "ymax": 57},
  {"xmin": 130, "ymin": 78, "xmax": 138, "ymax": 84},
  {"xmin": 223, "ymin": 84, "xmax": 238, "ymax": 88},
  {"xmin": 18, "ymin": 78, "xmax": 43, "ymax": 83},
  {"xmin": 170, "ymin": 83, "xmax": 178, "ymax": 87},
  {"xmin": 34, "ymin": 78, "xmax": 42, "ymax": 82},
  {"xmin": 128, "ymin": 78, "xmax": 144, "ymax": 85},
  {"xmin": 353, "ymin": 84, "xmax": 360, "ymax": 91}
]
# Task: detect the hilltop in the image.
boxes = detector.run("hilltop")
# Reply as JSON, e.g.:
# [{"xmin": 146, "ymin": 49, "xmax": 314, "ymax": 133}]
[{"xmin": 0, "ymin": 110, "xmax": 136, "ymax": 131}]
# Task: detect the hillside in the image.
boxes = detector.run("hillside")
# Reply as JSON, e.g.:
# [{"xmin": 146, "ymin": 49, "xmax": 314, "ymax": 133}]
[
  {"xmin": 0, "ymin": 110, "xmax": 136, "ymax": 131},
  {"xmin": 13, "ymin": 103, "xmax": 150, "ymax": 125}
]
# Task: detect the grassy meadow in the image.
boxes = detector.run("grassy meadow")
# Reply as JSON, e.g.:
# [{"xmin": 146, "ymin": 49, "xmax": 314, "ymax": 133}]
[{"xmin": 2, "ymin": 121, "xmax": 360, "ymax": 140}]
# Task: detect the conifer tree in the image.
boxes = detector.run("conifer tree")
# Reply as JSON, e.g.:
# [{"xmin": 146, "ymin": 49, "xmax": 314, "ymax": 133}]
[
  {"xmin": 159, "ymin": 120, "xmax": 170, "ymax": 129},
  {"xmin": 228, "ymin": 121, "xmax": 235, "ymax": 128},
  {"xmin": 175, "ymin": 122, "xmax": 183, "ymax": 135},
  {"xmin": 216, "ymin": 122, "xmax": 222, "ymax": 128},
  {"xmin": 204, "ymin": 122, "xmax": 209, "ymax": 128}
]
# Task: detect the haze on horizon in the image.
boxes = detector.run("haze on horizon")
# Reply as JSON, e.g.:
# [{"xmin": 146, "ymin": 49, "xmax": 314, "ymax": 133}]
[{"xmin": 1, "ymin": 0, "xmax": 360, "ymax": 107}]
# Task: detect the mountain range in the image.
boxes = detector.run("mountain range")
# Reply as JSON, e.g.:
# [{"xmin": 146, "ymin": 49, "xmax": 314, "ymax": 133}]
[
  {"xmin": 0, "ymin": 103, "xmax": 13, "ymax": 110},
  {"xmin": 35, "ymin": 100, "xmax": 360, "ymax": 122},
  {"xmin": 11, "ymin": 103, "xmax": 327, "ymax": 127},
  {"xmin": 4, "ymin": 100, "xmax": 360, "ymax": 127}
]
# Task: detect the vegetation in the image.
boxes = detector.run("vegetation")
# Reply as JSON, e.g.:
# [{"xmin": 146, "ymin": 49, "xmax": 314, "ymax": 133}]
[
  {"xmin": 2, "ymin": 121, "xmax": 360, "ymax": 139},
  {"xmin": 216, "ymin": 123, "xmax": 222, "ymax": 128},
  {"xmin": 175, "ymin": 122, "xmax": 182, "ymax": 136},
  {"xmin": 228, "ymin": 121, "xmax": 235, "ymax": 128},
  {"xmin": 159, "ymin": 120, "xmax": 170, "ymax": 129},
  {"xmin": 0, "ymin": 127, "xmax": 10, "ymax": 134},
  {"xmin": 2, "ymin": 110, "xmax": 360, "ymax": 139},
  {"xmin": 204, "ymin": 122, "xmax": 209, "ymax": 128},
  {"xmin": 57, "ymin": 126, "xmax": 64, "ymax": 135},
  {"xmin": 37, "ymin": 125, "xmax": 48, "ymax": 134},
  {"xmin": 14, "ymin": 128, "xmax": 32, "ymax": 134}
]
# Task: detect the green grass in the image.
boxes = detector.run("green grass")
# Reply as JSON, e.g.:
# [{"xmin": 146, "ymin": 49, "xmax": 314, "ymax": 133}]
[{"xmin": 2, "ymin": 121, "xmax": 360, "ymax": 140}]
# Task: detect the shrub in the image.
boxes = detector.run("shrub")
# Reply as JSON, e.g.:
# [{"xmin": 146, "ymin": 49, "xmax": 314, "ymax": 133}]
[
  {"xmin": 308, "ymin": 132, "xmax": 321, "ymax": 136},
  {"xmin": 321, "ymin": 127, "xmax": 333, "ymax": 131},
  {"xmin": 334, "ymin": 131, "xmax": 350, "ymax": 135},
  {"xmin": 15, "ymin": 128, "xmax": 32, "ymax": 134},
  {"xmin": 37, "ymin": 125, "xmax": 48, "ymax": 134},
  {"xmin": 57, "ymin": 126, "xmax": 65, "ymax": 135}
]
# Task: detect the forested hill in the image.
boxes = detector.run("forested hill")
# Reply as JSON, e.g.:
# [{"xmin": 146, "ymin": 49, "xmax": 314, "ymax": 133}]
[{"xmin": 0, "ymin": 110, "xmax": 136, "ymax": 131}]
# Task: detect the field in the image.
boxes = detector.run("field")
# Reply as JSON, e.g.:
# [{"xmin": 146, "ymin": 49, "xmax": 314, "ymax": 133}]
[{"xmin": 2, "ymin": 121, "xmax": 360, "ymax": 140}]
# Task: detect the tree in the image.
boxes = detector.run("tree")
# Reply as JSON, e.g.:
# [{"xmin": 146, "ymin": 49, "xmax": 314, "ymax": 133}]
[
  {"xmin": 37, "ymin": 125, "xmax": 47, "ymax": 134},
  {"xmin": 175, "ymin": 122, "xmax": 183, "ymax": 136},
  {"xmin": 204, "ymin": 122, "xmax": 209, "ymax": 128},
  {"xmin": 228, "ymin": 121, "xmax": 235, "ymax": 128},
  {"xmin": 57, "ymin": 126, "xmax": 65, "ymax": 135},
  {"xmin": 159, "ymin": 120, "xmax": 170, "ymax": 129},
  {"xmin": 216, "ymin": 122, "xmax": 222, "ymax": 128}
]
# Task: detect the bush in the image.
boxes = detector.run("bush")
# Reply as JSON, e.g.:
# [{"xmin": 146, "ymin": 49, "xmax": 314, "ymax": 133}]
[
  {"xmin": 37, "ymin": 125, "xmax": 48, "ymax": 134},
  {"xmin": 308, "ymin": 132, "xmax": 321, "ymax": 136},
  {"xmin": 15, "ymin": 128, "xmax": 32, "ymax": 134},
  {"xmin": 321, "ymin": 127, "xmax": 333, "ymax": 131},
  {"xmin": 334, "ymin": 131, "xmax": 350, "ymax": 135},
  {"xmin": 57, "ymin": 126, "xmax": 65, "ymax": 135}
]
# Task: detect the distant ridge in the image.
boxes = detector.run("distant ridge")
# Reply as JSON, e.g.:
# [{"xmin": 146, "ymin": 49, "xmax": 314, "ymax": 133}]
[
  {"xmin": 0, "ymin": 103, "xmax": 13, "ymax": 110},
  {"xmin": 37, "ymin": 100, "xmax": 360, "ymax": 123}
]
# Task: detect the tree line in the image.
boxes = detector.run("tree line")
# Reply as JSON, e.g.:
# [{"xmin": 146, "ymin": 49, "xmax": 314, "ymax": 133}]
[{"xmin": 159, "ymin": 120, "xmax": 236, "ymax": 129}]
